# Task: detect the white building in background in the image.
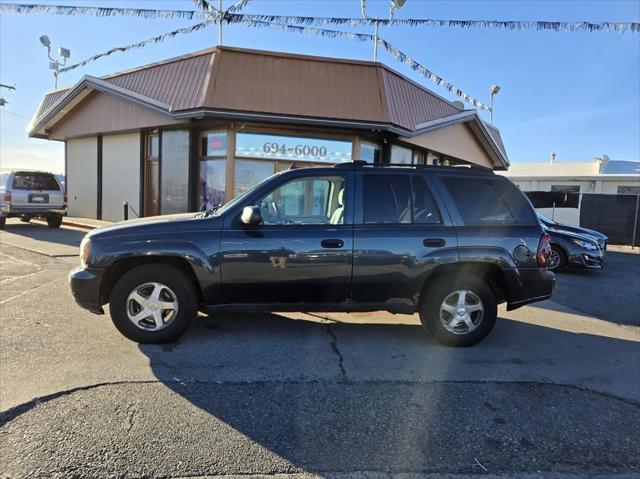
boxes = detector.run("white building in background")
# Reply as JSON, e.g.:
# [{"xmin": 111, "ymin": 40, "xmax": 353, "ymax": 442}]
[{"xmin": 500, "ymin": 155, "xmax": 640, "ymax": 226}]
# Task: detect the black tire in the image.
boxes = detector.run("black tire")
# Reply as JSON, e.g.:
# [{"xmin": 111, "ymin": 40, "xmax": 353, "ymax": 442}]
[
  {"xmin": 109, "ymin": 264, "xmax": 198, "ymax": 343},
  {"xmin": 47, "ymin": 215, "xmax": 63, "ymax": 228},
  {"xmin": 0, "ymin": 217, "xmax": 5, "ymax": 229},
  {"xmin": 419, "ymin": 273, "xmax": 497, "ymax": 347},
  {"xmin": 548, "ymin": 245, "xmax": 567, "ymax": 272}
]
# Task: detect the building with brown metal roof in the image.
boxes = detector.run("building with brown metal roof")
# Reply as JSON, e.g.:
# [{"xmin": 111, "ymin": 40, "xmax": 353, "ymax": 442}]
[{"xmin": 29, "ymin": 46, "xmax": 509, "ymax": 221}]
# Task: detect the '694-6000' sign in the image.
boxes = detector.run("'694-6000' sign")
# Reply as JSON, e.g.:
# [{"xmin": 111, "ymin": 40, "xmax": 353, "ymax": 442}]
[{"xmin": 236, "ymin": 132, "xmax": 352, "ymax": 163}]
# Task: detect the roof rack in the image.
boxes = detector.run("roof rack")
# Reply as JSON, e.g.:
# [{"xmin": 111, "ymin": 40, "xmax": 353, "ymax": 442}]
[{"xmin": 333, "ymin": 161, "xmax": 493, "ymax": 172}]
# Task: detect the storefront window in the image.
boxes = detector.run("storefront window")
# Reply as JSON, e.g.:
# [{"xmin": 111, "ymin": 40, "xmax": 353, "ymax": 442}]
[
  {"xmin": 200, "ymin": 130, "xmax": 228, "ymax": 211},
  {"xmin": 202, "ymin": 131, "xmax": 227, "ymax": 157},
  {"xmin": 234, "ymin": 160, "xmax": 274, "ymax": 197},
  {"xmin": 360, "ymin": 142, "xmax": 380, "ymax": 164},
  {"xmin": 200, "ymin": 159, "xmax": 226, "ymax": 211},
  {"xmin": 161, "ymin": 130, "xmax": 190, "ymax": 214},
  {"xmin": 147, "ymin": 134, "xmax": 159, "ymax": 158},
  {"xmin": 236, "ymin": 132, "xmax": 352, "ymax": 164},
  {"xmin": 390, "ymin": 145, "xmax": 413, "ymax": 165}
]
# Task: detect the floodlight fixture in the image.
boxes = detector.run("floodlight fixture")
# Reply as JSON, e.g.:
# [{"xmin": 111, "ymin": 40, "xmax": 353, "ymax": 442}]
[
  {"xmin": 39, "ymin": 35, "xmax": 51, "ymax": 48},
  {"xmin": 490, "ymin": 84, "xmax": 501, "ymax": 95},
  {"xmin": 489, "ymin": 84, "xmax": 501, "ymax": 124},
  {"xmin": 49, "ymin": 61, "xmax": 59, "ymax": 71},
  {"xmin": 58, "ymin": 47, "xmax": 71, "ymax": 60}
]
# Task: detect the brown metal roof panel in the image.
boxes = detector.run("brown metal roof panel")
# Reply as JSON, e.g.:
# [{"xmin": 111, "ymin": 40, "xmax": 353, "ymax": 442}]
[
  {"xmin": 382, "ymin": 69, "xmax": 460, "ymax": 130},
  {"xmin": 205, "ymin": 49, "xmax": 388, "ymax": 123},
  {"xmin": 484, "ymin": 122, "xmax": 507, "ymax": 158},
  {"xmin": 107, "ymin": 52, "xmax": 212, "ymax": 111},
  {"xmin": 34, "ymin": 89, "xmax": 68, "ymax": 120}
]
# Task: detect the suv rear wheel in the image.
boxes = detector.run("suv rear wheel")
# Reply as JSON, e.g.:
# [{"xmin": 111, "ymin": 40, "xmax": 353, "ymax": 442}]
[
  {"xmin": 109, "ymin": 264, "xmax": 198, "ymax": 343},
  {"xmin": 419, "ymin": 273, "xmax": 497, "ymax": 347},
  {"xmin": 47, "ymin": 215, "xmax": 63, "ymax": 228},
  {"xmin": 0, "ymin": 217, "xmax": 5, "ymax": 229}
]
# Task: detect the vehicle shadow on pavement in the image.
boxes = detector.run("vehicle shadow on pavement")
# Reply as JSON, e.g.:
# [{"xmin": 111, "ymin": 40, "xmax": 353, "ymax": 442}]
[
  {"xmin": 132, "ymin": 312, "xmax": 640, "ymax": 475},
  {"xmin": 0, "ymin": 221, "xmax": 84, "ymax": 250}
]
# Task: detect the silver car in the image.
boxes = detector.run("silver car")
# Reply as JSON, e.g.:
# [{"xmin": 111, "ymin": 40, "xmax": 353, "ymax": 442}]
[{"xmin": 0, "ymin": 170, "xmax": 66, "ymax": 229}]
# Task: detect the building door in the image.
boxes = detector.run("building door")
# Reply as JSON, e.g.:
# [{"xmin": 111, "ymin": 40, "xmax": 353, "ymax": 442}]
[{"xmin": 144, "ymin": 133, "xmax": 160, "ymax": 217}]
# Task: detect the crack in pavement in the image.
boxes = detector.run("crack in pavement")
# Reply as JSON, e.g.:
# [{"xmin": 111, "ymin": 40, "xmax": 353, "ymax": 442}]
[
  {"xmin": 126, "ymin": 402, "xmax": 136, "ymax": 432},
  {"xmin": 326, "ymin": 324, "xmax": 346, "ymax": 380}
]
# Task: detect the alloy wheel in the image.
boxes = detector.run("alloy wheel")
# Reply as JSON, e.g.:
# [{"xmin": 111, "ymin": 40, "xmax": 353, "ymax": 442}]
[
  {"xmin": 439, "ymin": 290, "xmax": 484, "ymax": 335},
  {"xmin": 126, "ymin": 282, "xmax": 179, "ymax": 331}
]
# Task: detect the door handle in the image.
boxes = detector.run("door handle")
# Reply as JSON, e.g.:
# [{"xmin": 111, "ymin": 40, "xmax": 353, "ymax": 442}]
[
  {"xmin": 423, "ymin": 238, "xmax": 445, "ymax": 247},
  {"xmin": 321, "ymin": 239, "xmax": 344, "ymax": 249}
]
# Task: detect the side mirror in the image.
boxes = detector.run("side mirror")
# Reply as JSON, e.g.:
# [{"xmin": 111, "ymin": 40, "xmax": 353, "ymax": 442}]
[{"xmin": 240, "ymin": 205, "xmax": 262, "ymax": 226}]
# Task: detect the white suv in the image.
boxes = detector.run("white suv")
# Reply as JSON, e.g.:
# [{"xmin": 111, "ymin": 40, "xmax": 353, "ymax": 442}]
[{"xmin": 0, "ymin": 170, "xmax": 66, "ymax": 229}]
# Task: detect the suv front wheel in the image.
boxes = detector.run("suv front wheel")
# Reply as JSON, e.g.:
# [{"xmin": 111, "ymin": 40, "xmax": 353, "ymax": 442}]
[
  {"xmin": 420, "ymin": 273, "xmax": 497, "ymax": 347},
  {"xmin": 109, "ymin": 264, "xmax": 198, "ymax": 343}
]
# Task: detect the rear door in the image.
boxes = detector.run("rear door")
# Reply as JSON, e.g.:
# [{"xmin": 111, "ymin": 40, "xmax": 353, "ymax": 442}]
[{"xmin": 351, "ymin": 171, "xmax": 458, "ymax": 309}]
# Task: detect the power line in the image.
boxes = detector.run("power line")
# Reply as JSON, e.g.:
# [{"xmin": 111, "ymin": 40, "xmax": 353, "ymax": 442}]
[{"xmin": 1, "ymin": 110, "xmax": 31, "ymax": 121}]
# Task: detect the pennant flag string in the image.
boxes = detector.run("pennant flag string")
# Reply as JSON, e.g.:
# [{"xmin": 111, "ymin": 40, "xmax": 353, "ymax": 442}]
[
  {"xmin": 227, "ymin": 13, "xmax": 639, "ymax": 33},
  {"xmin": 58, "ymin": 21, "xmax": 212, "ymax": 74},
  {"xmin": 0, "ymin": 3, "xmax": 206, "ymax": 20},
  {"xmin": 240, "ymin": 20, "xmax": 491, "ymax": 110},
  {"xmin": 1, "ymin": 3, "xmax": 638, "ymax": 33}
]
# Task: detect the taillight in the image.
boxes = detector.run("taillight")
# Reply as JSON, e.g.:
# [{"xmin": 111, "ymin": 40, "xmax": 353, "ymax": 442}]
[
  {"xmin": 3, "ymin": 191, "xmax": 10, "ymax": 202},
  {"xmin": 537, "ymin": 233, "xmax": 552, "ymax": 267}
]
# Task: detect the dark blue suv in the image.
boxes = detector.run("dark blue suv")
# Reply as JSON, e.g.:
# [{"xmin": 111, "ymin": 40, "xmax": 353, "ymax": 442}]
[{"xmin": 69, "ymin": 164, "xmax": 554, "ymax": 347}]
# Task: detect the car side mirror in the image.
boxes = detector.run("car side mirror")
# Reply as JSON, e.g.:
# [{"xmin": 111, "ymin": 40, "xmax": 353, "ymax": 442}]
[{"xmin": 240, "ymin": 205, "xmax": 262, "ymax": 226}]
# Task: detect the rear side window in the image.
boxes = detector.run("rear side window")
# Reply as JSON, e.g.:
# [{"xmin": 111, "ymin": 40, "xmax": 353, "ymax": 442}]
[
  {"xmin": 12, "ymin": 173, "xmax": 60, "ymax": 191},
  {"xmin": 362, "ymin": 174, "xmax": 442, "ymax": 224},
  {"xmin": 441, "ymin": 175, "xmax": 536, "ymax": 225}
]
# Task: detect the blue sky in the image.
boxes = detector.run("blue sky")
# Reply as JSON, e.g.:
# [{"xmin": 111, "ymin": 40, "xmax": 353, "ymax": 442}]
[{"xmin": 1, "ymin": 0, "xmax": 638, "ymax": 174}]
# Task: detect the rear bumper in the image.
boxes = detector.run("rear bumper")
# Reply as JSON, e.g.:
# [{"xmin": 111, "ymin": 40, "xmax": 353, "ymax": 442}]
[
  {"xmin": 68, "ymin": 266, "xmax": 106, "ymax": 314},
  {"xmin": 0, "ymin": 204, "xmax": 67, "ymax": 217},
  {"xmin": 506, "ymin": 267, "xmax": 555, "ymax": 311}
]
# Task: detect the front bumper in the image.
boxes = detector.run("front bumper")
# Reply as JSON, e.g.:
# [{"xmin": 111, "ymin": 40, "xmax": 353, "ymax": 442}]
[
  {"xmin": 68, "ymin": 266, "xmax": 106, "ymax": 314},
  {"xmin": 568, "ymin": 248, "xmax": 604, "ymax": 270},
  {"xmin": 506, "ymin": 267, "xmax": 555, "ymax": 311}
]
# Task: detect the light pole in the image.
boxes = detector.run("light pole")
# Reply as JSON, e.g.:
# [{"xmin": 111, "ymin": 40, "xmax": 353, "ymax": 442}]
[
  {"xmin": 489, "ymin": 84, "xmax": 501, "ymax": 124},
  {"xmin": 39, "ymin": 35, "xmax": 71, "ymax": 89},
  {"xmin": 361, "ymin": 0, "xmax": 407, "ymax": 62}
]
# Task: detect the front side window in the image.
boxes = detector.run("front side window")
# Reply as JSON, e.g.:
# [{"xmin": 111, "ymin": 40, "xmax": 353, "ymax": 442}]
[
  {"xmin": 256, "ymin": 175, "xmax": 346, "ymax": 225},
  {"xmin": 12, "ymin": 173, "xmax": 60, "ymax": 191},
  {"xmin": 442, "ymin": 176, "xmax": 537, "ymax": 225},
  {"xmin": 362, "ymin": 174, "xmax": 442, "ymax": 224}
]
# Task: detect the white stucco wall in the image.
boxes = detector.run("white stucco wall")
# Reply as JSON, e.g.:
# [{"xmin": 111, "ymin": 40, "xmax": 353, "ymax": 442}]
[
  {"xmin": 102, "ymin": 133, "xmax": 141, "ymax": 222},
  {"xmin": 66, "ymin": 137, "xmax": 97, "ymax": 218}
]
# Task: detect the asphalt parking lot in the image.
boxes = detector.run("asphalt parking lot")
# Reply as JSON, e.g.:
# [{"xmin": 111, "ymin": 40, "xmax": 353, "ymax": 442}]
[{"xmin": 1, "ymin": 218, "xmax": 639, "ymax": 478}]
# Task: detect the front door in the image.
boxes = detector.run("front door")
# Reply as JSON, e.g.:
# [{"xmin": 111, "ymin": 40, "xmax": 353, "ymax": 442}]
[{"xmin": 219, "ymin": 170, "xmax": 354, "ymax": 305}]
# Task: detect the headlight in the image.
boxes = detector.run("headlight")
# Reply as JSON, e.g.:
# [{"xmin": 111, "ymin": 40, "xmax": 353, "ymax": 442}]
[
  {"xmin": 571, "ymin": 238, "xmax": 597, "ymax": 250},
  {"xmin": 80, "ymin": 236, "xmax": 92, "ymax": 267}
]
